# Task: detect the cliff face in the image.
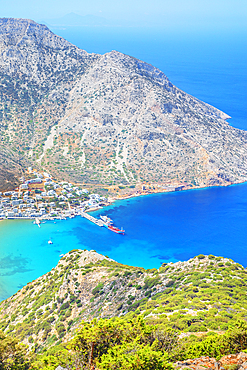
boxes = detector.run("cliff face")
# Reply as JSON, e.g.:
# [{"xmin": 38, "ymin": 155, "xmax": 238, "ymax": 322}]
[
  {"xmin": 0, "ymin": 251, "xmax": 247, "ymax": 350},
  {"xmin": 1, "ymin": 18, "xmax": 247, "ymax": 190}
]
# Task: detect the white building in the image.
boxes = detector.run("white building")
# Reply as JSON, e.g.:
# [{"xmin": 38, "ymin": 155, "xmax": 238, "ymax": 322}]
[
  {"xmin": 82, "ymin": 189, "xmax": 89, "ymax": 194},
  {"xmin": 47, "ymin": 190, "xmax": 57, "ymax": 197}
]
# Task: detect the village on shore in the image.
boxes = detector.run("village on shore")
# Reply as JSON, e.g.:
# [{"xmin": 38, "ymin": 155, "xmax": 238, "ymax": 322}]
[
  {"xmin": 0, "ymin": 167, "xmax": 109, "ymax": 221},
  {"xmin": 0, "ymin": 167, "xmax": 188, "ymax": 222}
]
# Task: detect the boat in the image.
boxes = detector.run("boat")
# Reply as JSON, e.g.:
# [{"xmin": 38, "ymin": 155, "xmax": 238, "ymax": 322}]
[
  {"xmin": 100, "ymin": 215, "xmax": 113, "ymax": 224},
  {"xmin": 105, "ymin": 224, "xmax": 125, "ymax": 234},
  {"xmin": 48, "ymin": 240, "xmax": 53, "ymax": 244},
  {"xmin": 59, "ymin": 254, "xmax": 65, "ymax": 257}
]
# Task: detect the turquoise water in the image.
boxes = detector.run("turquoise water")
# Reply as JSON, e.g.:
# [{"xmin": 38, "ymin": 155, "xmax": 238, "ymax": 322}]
[
  {"xmin": 1, "ymin": 182, "xmax": 247, "ymax": 301},
  {"xmin": 0, "ymin": 27, "xmax": 247, "ymax": 301}
]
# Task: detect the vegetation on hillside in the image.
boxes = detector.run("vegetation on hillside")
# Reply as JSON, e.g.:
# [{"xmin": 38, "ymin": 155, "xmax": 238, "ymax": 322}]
[
  {"xmin": 1, "ymin": 251, "xmax": 247, "ymax": 353},
  {"xmin": 2, "ymin": 318, "xmax": 247, "ymax": 369}
]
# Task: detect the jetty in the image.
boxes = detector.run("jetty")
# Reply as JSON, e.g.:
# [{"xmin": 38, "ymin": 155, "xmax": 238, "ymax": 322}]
[
  {"xmin": 80, "ymin": 212, "xmax": 105, "ymax": 227},
  {"xmin": 35, "ymin": 218, "xmax": 41, "ymax": 227}
]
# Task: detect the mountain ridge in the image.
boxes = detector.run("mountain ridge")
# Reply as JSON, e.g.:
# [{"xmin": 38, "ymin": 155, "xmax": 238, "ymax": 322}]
[{"xmin": 1, "ymin": 18, "xmax": 247, "ymax": 191}]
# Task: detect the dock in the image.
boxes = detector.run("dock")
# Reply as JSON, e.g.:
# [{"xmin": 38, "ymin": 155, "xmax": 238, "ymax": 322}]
[
  {"xmin": 35, "ymin": 218, "xmax": 41, "ymax": 227},
  {"xmin": 80, "ymin": 212, "xmax": 105, "ymax": 227}
]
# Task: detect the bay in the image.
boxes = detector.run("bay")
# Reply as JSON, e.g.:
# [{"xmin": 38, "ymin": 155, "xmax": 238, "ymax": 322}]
[{"xmin": 1, "ymin": 182, "xmax": 247, "ymax": 301}]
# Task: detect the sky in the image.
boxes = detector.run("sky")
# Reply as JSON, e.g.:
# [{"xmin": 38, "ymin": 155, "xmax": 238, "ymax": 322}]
[{"xmin": 1, "ymin": 0, "xmax": 247, "ymax": 34}]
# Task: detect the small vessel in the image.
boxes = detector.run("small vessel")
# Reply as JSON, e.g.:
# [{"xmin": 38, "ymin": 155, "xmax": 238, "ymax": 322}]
[
  {"xmin": 105, "ymin": 224, "xmax": 125, "ymax": 234},
  {"xmin": 100, "ymin": 215, "xmax": 113, "ymax": 225},
  {"xmin": 48, "ymin": 240, "xmax": 53, "ymax": 244},
  {"xmin": 59, "ymin": 254, "xmax": 65, "ymax": 257}
]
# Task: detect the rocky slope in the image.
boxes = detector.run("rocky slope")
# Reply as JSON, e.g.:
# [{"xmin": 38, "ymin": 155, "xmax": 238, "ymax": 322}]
[
  {"xmin": 1, "ymin": 18, "xmax": 247, "ymax": 190},
  {"xmin": 1, "ymin": 250, "xmax": 247, "ymax": 350},
  {"xmin": 176, "ymin": 353, "xmax": 247, "ymax": 370}
]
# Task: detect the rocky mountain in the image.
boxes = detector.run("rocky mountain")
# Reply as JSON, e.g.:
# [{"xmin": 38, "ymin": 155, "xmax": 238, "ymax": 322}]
[
  {"xmin": 0, "ymin": 250, "xmax": 247, "ymax": 351},
  {"xmin": 1, "ymin": 18, "xmax": 247, "ymax": 191}
]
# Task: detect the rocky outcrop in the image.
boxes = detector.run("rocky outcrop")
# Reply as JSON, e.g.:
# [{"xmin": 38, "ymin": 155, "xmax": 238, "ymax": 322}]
[{"xmin": 175, "ymin": 353, "xmax": 247, "ymax": 370}]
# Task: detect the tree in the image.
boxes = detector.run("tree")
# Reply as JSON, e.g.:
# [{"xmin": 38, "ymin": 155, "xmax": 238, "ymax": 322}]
[
  {"xmin": 30, "ymin": 345, "xmax": 73, "ymax": 370},
  {"xmin": 0, "ymin": 331, "xmax": 29, "ymax": 370},
  {"xmin": 97, "ymin": 341, "xmax": 173, "ymax": 370},
  {"xmin": 68, "ymin": 316, "xmax": 177, "ymax": 368}
]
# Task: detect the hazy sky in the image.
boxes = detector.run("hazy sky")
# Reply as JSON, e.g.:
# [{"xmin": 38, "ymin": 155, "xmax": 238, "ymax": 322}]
[{"xmin": 1, "ymin": 0, "xmax": 247, "ymax": 33}]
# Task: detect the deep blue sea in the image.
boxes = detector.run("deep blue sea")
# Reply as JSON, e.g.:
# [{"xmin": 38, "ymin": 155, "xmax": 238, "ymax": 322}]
[{"xmin": 0, "ymin": 27, "xmax": 247, "ymax": 301}]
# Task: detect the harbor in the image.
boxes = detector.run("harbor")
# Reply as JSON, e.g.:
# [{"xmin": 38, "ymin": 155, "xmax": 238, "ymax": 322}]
[
  {"xmin": 0, "ymin": 168, "xmax": 128, "ymax": 233},
  {"xmin": 79, "ymin": 212, "xmax": 125, "ymax": 234},
  {"xmin": 80, "ymin": 212, "xmax": 105, "ymax": 227}
]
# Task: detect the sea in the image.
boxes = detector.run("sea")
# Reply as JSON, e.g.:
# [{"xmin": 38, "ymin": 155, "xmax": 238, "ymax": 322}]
[{"xmin": 0, "ymin": 26, "xmax": 247, "ymax": 301}]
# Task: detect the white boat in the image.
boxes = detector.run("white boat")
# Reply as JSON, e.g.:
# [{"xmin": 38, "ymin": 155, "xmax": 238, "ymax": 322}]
[
  {"xmin": 100, "ymin": 215, "xmax": 113, "ymax": 225},
  {"xmin": 48, "ymin": 240, "xmax": 53, "ymax": 244}
]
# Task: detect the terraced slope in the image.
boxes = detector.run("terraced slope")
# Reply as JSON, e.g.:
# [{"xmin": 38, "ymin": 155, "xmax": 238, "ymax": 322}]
[
  {"xmin": 1, "ymin": 18, "xmax": 247, "ymax": 190},
  {"xmin": 1, "ymin": 250, "xmax": 247, "ymax": 350}
]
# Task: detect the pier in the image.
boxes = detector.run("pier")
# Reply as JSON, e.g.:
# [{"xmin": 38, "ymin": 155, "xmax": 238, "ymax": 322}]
[
  {"xmin": 35, "ymin": 218, "xmax": 41, "ymax": 227},
  {"xmin": 80, "ymin": 212, "xmax": 105, "ymax": 227}
]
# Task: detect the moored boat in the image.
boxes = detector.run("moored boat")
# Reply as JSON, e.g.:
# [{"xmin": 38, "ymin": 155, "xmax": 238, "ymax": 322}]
[
  {"xmin": 105, "ymin": 224, "xmax": 125, "ymax": 234},
  {"xmin": 100, "ymin": 215, "xmax": 113, "ymax": 224}
]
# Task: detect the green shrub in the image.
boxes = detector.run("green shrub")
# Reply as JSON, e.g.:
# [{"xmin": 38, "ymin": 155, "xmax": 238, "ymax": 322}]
[
  {"xmin": 123, "ymin": 271, "xmax": 132, "ymax": 277},
  {"xmin": 166, "ymin": 280, "xmax": 175, "ymax": 287},
  {"xmin": 144, "ymin": 276, "xmax": 161, "ymax": 290},
  {"xmin": 92, "ymin": 283, "xmax": 104, "ymax": 295},
  {"xmin": 197, "ymin": 254, "xmax": 205, "ymax": 260},
  {"xmin": 60, "ymin": 302, "xmax": 70, "ymax": 311},
  {"xmin": 98, "ymin": 342, "xmax": 172, "ymax": 370}
]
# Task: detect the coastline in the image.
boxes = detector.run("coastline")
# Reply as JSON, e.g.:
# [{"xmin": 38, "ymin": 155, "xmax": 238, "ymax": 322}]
[
  {"xmin": 101, "ymin": 179, "xmax": 247, "ymax": 212},
  {"xmin": 2, "ymin": 178, "xmax": 247, "ymax": 222},
  {"xmin": 1, "ymin": 178, "xmax": 247, "ymax": 300}
]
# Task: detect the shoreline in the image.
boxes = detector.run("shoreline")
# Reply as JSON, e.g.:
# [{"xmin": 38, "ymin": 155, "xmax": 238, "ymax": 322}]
[
  {"xmin": 101, "ymin": 179, "xmax": 247, "ymax": 210},
  {"xmin": 1, "ymin": 179, "xmax": 247, "ymax": 300},
  {"xmin": 1, "ymin": 179, "xmax": 247, "ymax": 223}
]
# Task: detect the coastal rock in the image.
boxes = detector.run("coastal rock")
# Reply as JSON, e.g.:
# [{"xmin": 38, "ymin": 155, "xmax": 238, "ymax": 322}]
[
  {"xmin": 175, "ymin": 353, "xmax": 247, "ymax": 370},
  {"xmin": 175, "ymin": 356, "xmax": 221, "ymax": 370},
  {"xmin": 1, "ymin": 18, "xmax": 247, "ymax": 190},
  {"xmin": 220, "ymin": 353, "xmax": 247, "ymax": 367}
]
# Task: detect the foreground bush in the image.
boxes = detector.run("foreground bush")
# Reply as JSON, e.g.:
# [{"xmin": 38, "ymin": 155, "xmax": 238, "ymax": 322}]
[
  {"xmin": 69, "ymin": 316, "xmax": 178, "ymax": 368},
  {"xmin": 97, "ymin": 341, "xmax": 173, "ymax": 370},
  {"xmin": 184, "ymin": 321, "xmax": 247, "ymax": 360},
  {"xmin": 0, "ymin": 331, "xmax": 29, "ymax": 370}
]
